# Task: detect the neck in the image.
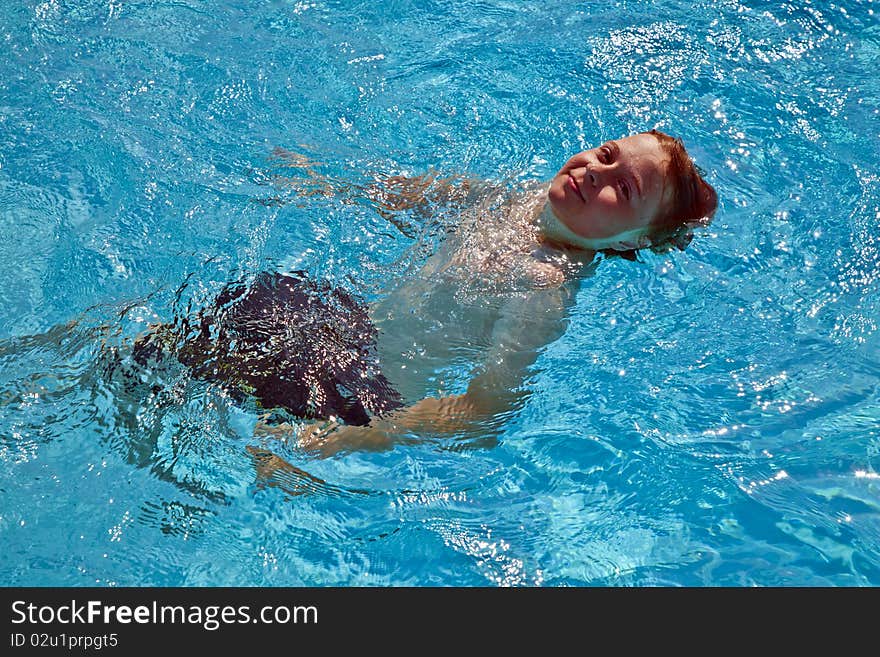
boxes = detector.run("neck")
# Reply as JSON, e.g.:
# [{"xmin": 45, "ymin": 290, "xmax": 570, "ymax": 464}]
[
  {"xmin": 536, "ymin": 199, "xmax": 651, "ymax": 253},
  {"xmin": 534, "ymin": 202, "xmax": 601, "ymax": 253}
]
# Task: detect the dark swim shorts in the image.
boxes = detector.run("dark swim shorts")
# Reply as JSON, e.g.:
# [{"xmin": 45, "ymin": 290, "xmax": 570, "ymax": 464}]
[{"xmin": 132, "ymin": 270, "xmax": 403, "ymax": 426}]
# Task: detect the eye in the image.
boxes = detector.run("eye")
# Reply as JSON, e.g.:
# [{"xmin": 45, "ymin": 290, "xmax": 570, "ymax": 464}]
[
  {"xmin": 597, "ymin": 145, "xmax": 613, "ymax": 164},
  {"xmin": 618, "ymin": 180, "xmax": 631, "ymax": 201}
]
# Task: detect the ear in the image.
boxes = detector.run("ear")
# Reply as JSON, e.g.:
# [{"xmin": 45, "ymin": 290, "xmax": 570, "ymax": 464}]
[{"xmin": 607, "ymin": 234, "xmax": 651, "ymax": 251}]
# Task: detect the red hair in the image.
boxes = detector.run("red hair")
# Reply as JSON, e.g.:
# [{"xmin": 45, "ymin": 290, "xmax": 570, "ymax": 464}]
[{"xmin": 644, "ymin": 129, "xmax": 717, "ymax": 252}]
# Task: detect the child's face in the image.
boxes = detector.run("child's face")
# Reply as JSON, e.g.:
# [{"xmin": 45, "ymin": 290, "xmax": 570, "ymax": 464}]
[{"xmin": 547, "ymin": 133, "xmax": 670, "ymax": 247}]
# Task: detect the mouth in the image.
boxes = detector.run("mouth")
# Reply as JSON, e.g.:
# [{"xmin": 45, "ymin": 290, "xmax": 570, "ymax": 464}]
[{"xmin": 568, "ymin": 174, "xmax": 586, "ymax": 203}]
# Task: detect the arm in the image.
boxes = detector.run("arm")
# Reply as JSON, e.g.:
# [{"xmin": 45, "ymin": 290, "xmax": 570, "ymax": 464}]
[
  {"xmin": 262, "ymin": 147, "xmax": 483, "ymax": 225},
  {"xmin": 297, "ymin": 283, "xmax": 576, "ymax": 456}
]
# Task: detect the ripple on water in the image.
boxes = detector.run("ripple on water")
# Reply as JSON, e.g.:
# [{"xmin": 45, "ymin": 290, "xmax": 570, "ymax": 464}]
[{"xmin": 2, "ymin": 0, "xmax": 880, "ymax": 586}]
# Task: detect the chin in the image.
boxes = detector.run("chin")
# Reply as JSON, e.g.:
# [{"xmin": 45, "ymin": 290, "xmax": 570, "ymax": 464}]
[{"xmin": 547, "ymin": 179, "xmax": 564, "ymax": 204}]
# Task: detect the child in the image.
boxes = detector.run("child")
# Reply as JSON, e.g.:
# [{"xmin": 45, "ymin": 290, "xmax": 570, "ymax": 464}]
[
  {"xmin": 143, "ymin": 129, "xmax": 717, "ymax": 458},
  {"xmin": 296, "ymin": 129, "xmax": 716, "ymax": 455}
]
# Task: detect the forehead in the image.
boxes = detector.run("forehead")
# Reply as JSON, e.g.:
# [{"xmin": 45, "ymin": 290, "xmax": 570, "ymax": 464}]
[
  {"xmin": 614, "ymin": 133, "xmax": 669, "ymax": 202},
  {"xmin": 614, "ymin": 133, "xmax": 667, "ymax": 168}
]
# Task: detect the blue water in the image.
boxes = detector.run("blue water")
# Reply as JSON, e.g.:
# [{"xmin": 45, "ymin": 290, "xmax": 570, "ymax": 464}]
[{"xmin": 2, "ymin": 0, "xmax": 879, "ymax": 586}]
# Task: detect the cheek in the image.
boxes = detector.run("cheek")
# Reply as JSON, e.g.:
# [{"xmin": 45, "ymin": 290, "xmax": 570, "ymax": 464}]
[
  {"xmin": 548, "ymin": 176, "xmax": 567, "ymax": 205},
  {"xmin": 592, "ymin": 191, "xmax": 638, "ymax": 228},
  {"xmin": 596, "ymin": 187, "xmax": 619, "ymax": 208}
]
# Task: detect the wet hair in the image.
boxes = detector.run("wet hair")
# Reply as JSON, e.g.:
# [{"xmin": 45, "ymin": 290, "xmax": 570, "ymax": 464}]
[{"xmin": 606, "ymin": 129, "xmax": 718, "ymax": 261}]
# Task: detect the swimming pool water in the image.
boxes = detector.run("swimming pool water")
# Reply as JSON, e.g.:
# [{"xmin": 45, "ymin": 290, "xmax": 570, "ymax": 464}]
[{"xmin": 1, "ymin": 0, "xmax": 879, "ymax": 586}]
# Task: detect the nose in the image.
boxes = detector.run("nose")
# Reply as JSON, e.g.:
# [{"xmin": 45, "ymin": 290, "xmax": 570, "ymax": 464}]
[
  {"xmin": 582, "ymin": 167, "xmax": 597, "ymax": 188},
  {"xmin": 586, "ymin": 161, "xmax": 617, "ymax": 189}
]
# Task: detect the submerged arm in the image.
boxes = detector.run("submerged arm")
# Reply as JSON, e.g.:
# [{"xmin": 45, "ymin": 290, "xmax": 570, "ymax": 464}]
[
  {"xmin": 298, "ymin": 283, "xmax": 576, "ymax": 456},
  {"xmin": 262, "ymin": 147, "xmax": 485, "ymax": 225}
]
